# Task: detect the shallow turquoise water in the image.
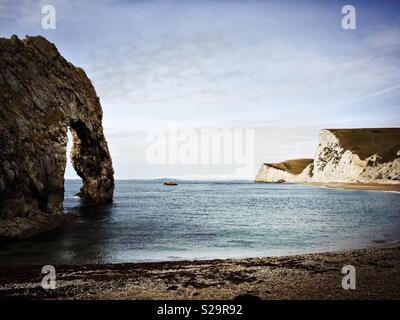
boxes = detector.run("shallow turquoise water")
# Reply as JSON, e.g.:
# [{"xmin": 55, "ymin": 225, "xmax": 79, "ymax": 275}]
[{"xmin": 0, "ymin": 180, "xmax": 399, "ymax": 265}]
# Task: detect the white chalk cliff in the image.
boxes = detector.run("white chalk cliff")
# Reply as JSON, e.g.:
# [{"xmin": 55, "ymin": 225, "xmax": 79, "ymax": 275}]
[{"xmin": 255, "ymin": 128, "xmax": 400, "ymax": 184}]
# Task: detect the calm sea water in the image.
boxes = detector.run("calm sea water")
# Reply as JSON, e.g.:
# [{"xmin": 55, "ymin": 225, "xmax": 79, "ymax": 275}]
[{"xmin": 0, "ymin": 180, "xmax": 399, "ymax": 265}]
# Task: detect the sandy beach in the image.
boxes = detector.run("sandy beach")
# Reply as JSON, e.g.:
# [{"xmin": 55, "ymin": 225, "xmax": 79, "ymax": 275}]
[
  {"xmin": 306, "ymin": 182, "xmax": 400, "ymax": 192},
  {"xmin": 0, "ymin": 245, "xmax": 399, "ymax": 300}
]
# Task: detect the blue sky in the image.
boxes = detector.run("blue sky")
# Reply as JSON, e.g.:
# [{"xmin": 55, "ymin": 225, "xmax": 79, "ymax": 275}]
[{"xmin": 1, "ymin": 0, "xmax": 400, "ymax": 179}]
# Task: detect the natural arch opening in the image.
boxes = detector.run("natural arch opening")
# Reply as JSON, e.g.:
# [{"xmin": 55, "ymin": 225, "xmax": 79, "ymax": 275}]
[
  {"xmin": 65, "ymin": 128, "xmax": 80, "ymax": 180},
  {"xmin": 63, "ymin": 127, "xmax": 81, "ymax": 212},
  {"xmin": 67, "ymin": 120, "xmax": 114, "ymax": 204}
]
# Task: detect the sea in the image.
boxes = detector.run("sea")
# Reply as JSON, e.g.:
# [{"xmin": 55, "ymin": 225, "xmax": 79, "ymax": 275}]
[{"xmin": 0, "ymin": 179, "xmax": 399, "ymax": 265}]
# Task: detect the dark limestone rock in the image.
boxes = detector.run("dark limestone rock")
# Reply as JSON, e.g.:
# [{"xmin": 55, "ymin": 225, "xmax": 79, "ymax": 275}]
[{"xmin": 0, "ymin": 35, "xmax": 114, "ymax": 241}]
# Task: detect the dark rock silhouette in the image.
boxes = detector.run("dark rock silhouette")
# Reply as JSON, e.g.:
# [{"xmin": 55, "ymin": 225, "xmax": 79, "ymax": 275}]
[{"xmin": 0, "ymin": 35, "xmax": 114, "ymax": 241}]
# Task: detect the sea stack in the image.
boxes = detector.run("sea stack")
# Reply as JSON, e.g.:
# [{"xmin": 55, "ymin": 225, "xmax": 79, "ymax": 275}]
[
  {"xmin": 0, "ymin": 35, "xmax": 114, "ymax": 241},
  {"xmin": 256, "ymin": 128, "xmax": 400, "ymax": 184}
]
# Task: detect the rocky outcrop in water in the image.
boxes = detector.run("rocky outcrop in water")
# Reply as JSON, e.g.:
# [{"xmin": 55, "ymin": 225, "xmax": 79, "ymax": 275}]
[
  {"xmin": 256, "ymin": 128, "xmax": 400, "ymax": 184},
  {"xmin": 0, "ymin": 35, "xmax": 114, "ymax": 241}
]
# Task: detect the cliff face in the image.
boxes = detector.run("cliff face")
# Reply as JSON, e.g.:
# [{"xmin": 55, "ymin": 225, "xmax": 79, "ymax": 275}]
[
  {"xmin": 0, "ymin": 35, "xmax": 114, "ymax": 240},
  {"xmin": 313, "ymin": 129, "xmax": 400, "ymax": 183},
  {"xmin": 256, "ymin": 128, "xmax": 400, "ymax": 184}
]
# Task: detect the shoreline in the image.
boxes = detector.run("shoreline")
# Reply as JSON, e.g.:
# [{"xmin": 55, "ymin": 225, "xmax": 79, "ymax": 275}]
[
  {"xmin": 306, "ymin": 182, "xmax": 400, "ymax": 192},
  {"xmin": 1, "ymin": 245, "xmax": 399, "ymax": 299}
]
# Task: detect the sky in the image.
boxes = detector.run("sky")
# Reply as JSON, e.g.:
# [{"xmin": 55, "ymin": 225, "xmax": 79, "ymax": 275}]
[{"xmin": 1, "ymin": 0, "xmax": 400, "ymax": 179}]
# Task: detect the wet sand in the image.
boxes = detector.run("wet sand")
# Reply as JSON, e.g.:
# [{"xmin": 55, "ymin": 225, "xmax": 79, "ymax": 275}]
[{"xmin": 0, "ymin": 245, "xmax": 399, "ymax": 300}]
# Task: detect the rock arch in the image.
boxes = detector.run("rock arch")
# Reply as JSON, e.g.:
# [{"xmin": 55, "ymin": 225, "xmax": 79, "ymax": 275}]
[
  {"xmin": 0, "ymin": 35, "xmax": 114, "ymax": 240},
  {"xmin": 69, "ymin": 119, "xmax": 114, "ymax": 203}
]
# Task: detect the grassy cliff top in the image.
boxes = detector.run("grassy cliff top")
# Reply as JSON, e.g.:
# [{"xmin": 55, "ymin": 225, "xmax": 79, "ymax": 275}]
[
  {"xmin": 265, "ymin": 159, "xmax": 313, "ymax": 175},
  {"xmin": 327, "ymin": 128, "xmax": 400, "ymax": 162}
]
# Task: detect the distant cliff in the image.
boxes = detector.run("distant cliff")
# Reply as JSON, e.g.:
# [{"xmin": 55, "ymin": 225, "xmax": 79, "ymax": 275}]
[
  {"xmin": 0, "ymin": 36, "xmax": 114, "ymax": 241},
  {"xmin": 255, "ymin": 159, "xmax": 313, "ymax": 183},
  {"xmin": 255, "ymin": 128, "xmax": 400, "ymax": 184}
]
